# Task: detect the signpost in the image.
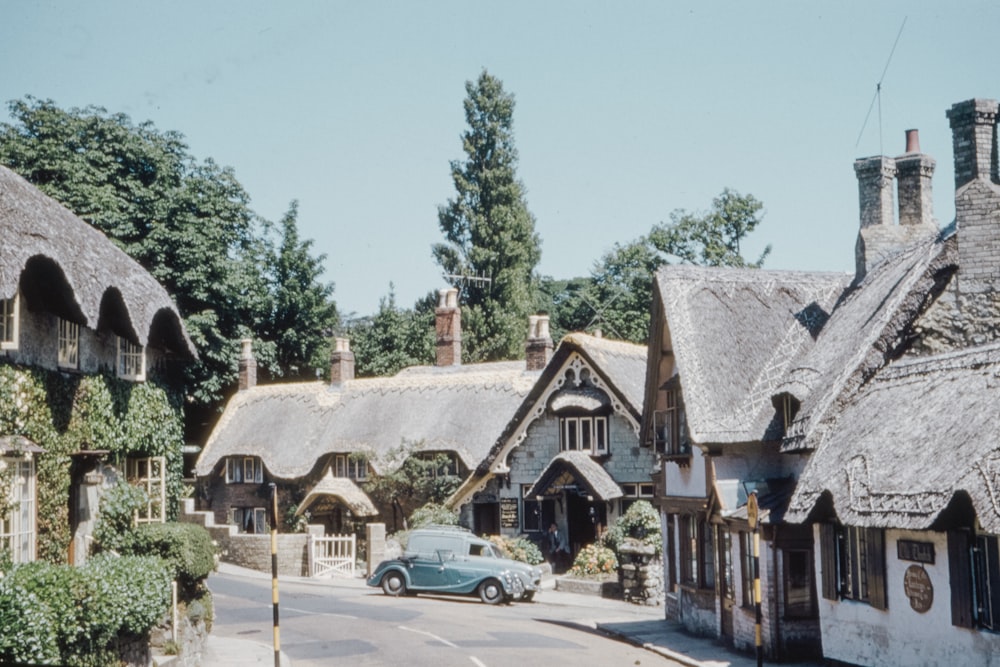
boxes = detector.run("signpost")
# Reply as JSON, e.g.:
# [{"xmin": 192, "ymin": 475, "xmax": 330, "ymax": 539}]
[
  {"xmin": 747, "ymin": 491, "xmax": 762, "ymax": 667},
  {"xmin": 269, "ymin": 483, "xmax": 281, "ymax": 667}
]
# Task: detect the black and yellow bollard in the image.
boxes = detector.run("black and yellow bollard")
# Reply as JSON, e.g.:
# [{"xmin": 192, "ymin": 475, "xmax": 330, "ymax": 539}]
[
  {"xmin": 269, "ymin": 483, "xmax": 281, "ymax": 667},
  {"xmin": 748, "ymin": 491, "xmax": 762, "ymax": 667}
]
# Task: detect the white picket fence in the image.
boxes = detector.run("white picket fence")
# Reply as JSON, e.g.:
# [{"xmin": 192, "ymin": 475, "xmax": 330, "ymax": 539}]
[{"xmin": 309, "ymin": 533, "xmax": 356, "ymax": 578}]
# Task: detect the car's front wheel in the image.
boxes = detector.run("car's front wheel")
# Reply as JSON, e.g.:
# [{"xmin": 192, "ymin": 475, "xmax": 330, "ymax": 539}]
[
  {"xmin": 381, "ymin": 571, "xmax": 407, "ymax": 597},
  {"xmin": 478, "ymin": 578, "xmax": 505, "ymax": 605},
  {"xmin": 520, "ymin": 591, "xmax": 535, "ymax": 602}
]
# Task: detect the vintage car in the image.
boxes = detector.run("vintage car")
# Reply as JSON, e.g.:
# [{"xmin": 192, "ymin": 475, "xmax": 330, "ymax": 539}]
[{"xmin": 367, "ymin": 526, "xmax": 542, "ymax": 604}]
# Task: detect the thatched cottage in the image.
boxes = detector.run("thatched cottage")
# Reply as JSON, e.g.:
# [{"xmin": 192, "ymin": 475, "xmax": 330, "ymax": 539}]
[
  {"xmin": 449, "ymin": 332, "xmax": 652, "ymax": 562},
  {"xmin": 641, "ymin": 264, "xmax": 848, "ymax": 658},
  {"xmin": 0, "ymin": 164, "xmax": 195, "ymax": 564},
  {"xmin": 781, "ymin": 99, "xmax": 1000, "ymax": 665},
  {"xmin": 194, "ymin": 288, "xmax": 544, "ymax": 543}
]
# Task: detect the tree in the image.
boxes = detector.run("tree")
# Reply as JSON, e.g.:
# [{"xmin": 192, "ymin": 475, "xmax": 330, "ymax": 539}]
[
  {"xmin": 362, "ymin": 443, "xmax": 462, "ymax": 532},
  {"xmin": 648, "ymin": 188, "xmax": 771, "ymax": 268},
  {"xmin": 345, "ymin": 286, "xmax": 434, "ymax": 378},
  {"xmin": 542, "ymin": 190, "xmax": 771, "ymax": 344},
  {"xmin": 261, "ymin": 201, "xmax": 338, "ymax": 381},
  {"xmin": 433, "ymin": 71, "xmax": 542, "ymax": 362},
  {"xmin": 0, "ymin": 98, "xmax": 336, "ymax": 421}
]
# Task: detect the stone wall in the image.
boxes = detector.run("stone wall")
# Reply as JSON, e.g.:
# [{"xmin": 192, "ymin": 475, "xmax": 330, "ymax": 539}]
[
  {"xmin": 179, "ymin": 498, "xmax": 322, "ymax": 576},
  {"xmin": 618, "ymin": 543, "xmax": 663, "ymax": 606}
]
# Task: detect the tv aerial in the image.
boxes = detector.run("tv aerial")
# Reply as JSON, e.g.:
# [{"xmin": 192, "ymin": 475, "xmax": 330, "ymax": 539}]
[{"xmin": 855, "ymin": 17, "xmax": 908, "ymax": 153}]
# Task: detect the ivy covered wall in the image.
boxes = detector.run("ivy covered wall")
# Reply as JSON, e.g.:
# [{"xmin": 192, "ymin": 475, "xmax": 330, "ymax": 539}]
[{"xmin": 0, "ymin": 361, "xmax": 185, "ymax": 563}]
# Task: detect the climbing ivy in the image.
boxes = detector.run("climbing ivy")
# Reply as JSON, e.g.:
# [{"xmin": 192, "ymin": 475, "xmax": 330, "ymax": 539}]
[{"xmin": 0, "ymin": 361, "xmax": 185, "ymax": 563}]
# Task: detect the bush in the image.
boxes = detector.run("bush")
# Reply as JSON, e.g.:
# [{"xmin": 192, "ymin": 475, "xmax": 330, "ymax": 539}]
[
  {"xmin": 487, "ymin": 534, "xmax": 544, "ymax": 565},
  {"xmin": 568, "ymin": 543, "xmax": 619, "ymax": 577},
  {"xmin": 92, "ymin": 480, "xmax": 150, "ymax": 553},
  {"xmin": 409, "ymin": 502, "xmax": 459, "ymax": 528},
  {"xmin": 123, "ymin": 522, "xmax": 216, "ymax": 594},
  {"xmin": 0, "ymin": 554, "xmax": 171, "ymax": 666},
  {"xmin": 603, "ymin": 500, "xmax": 662, "ymax": 557}
]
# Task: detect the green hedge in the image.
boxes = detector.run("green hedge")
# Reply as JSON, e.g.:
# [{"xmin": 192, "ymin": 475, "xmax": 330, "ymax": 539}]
[
  {"xmin": 0, "ymin": 554, "xmax": 171, "ymax": 666},
  {"xmin": 123, "ymin": 522, "xmax": 216, "ymax": 594}
]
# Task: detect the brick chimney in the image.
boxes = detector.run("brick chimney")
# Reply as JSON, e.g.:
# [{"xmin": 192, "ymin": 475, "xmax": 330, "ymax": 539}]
[
  {"xmin": 238, "ymin": 338, "xmax": 256, "ymax": 391},
  {"xmin": 435, "ymin": 287, "xmax": 461, "ymax": 366},
  {"xmin": 854, "ymin": 130, "xmax": 939, "ymax": 280},
  {"xmin": 895, "ymin": 129, "xmax": 936, "ymax": 227},
  {"xmin": 330, "ymin": 337, "xmax": 355, "ymax": 384},
  {"xmin": 948, "ymin": 98, "xmax": 1000, "ymax": 294},
  {"xmin": 525, "ymin": 315, "xmax": 553, "ymax": 371}
]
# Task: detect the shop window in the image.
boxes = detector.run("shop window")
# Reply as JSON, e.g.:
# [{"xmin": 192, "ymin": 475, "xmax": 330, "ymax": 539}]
[{"xmin": 740, "ymin": 531, "xmax": 755, "ymax": 607}]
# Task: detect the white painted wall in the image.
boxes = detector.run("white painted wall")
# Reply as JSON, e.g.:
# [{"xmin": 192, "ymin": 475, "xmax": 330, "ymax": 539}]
[
  {"xmin": 664, "ymin": 446, "xmax": 707, "ymax": 498},
  {"xmin": 816, "ymin": 526, "xmax": 1000, "ymax": 666}
]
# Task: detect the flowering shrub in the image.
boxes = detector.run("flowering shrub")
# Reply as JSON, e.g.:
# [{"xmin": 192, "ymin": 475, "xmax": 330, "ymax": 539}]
[
  {"xmin": 487, "ymin": 534, "xmax": 544, "ymax": 565},
  {"xmin": 602, "ymin": 500, "xmax": 662, "ymax": 557},
  {"xmin": 568, "ymin": 543, "xmax": 618, "ymax": 577}
]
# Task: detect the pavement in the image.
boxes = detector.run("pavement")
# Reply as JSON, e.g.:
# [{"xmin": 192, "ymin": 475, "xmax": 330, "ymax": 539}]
[{"xmin": 194, "ymin": 562, "xmax": 825, "ymax": 667}]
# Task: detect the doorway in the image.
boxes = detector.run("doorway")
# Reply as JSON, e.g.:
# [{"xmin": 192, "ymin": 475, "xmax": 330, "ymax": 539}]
[{"xmin": 566, "ymin": 492, "xmax": 605, "ymax": 556}]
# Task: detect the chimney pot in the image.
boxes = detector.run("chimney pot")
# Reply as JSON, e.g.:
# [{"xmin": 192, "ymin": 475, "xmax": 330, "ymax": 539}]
[{"xmin": 905, "ymin": 129, "xmax": 920, "ymax": 153}]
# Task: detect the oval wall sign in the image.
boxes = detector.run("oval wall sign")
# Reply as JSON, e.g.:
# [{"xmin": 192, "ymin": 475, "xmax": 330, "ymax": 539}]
[{"xmin": 903, "ymin": 564, "xmax": 933, "ymax": 613}]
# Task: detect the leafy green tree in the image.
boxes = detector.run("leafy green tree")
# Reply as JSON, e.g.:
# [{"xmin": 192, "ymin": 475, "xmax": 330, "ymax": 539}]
[
  {"xmin": 648, "ymin": 188, "xmax": 771, "ymax": 268},
  {"xmin": 433, "ymin": 71, "xmax": 542, "ymax": 362},
  {"xmin": 346, "ymin": 286, "xmax": 434, "ymax": 378},
  {"xmin": 261, "ymin": 201, "xmax": 338, "ymax": 381},
  {"xmin": 0, "ymin": 98, "xmax": 337, "ymax": 415},
  {"xmin": 363, "ymin": 443, "xmax": 462, "ymax": 532},
  {"xmin": 543, "ymin": 190, "xmax": 770, "ymax": 344}
]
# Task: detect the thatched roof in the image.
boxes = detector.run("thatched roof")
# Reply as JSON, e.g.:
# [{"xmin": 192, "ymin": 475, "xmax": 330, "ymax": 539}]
[
  {"xmin": 778, "ymin": 233, "xmax": 953, "ymax": 453},
  {"xmin": 195, "ymin": 361, "xmax": 540, "ymax": 479},
  {"xmin": 296, "ymin": 471, "xmax": 378, "ymax": 517},
  {"xmin": 0, "ymin": 165, "xmax": 193, "ymax": 354},
  {"xmin": 786, "ymin": 342, "xmax": 1000, "ymax": 534},
  {"xmin": 655, "ymin": 265, "xmax": 849, "ymax": 445},
  {"xmin": 526, "ymin": 451, "xmax": 623, "ymax": 501}
]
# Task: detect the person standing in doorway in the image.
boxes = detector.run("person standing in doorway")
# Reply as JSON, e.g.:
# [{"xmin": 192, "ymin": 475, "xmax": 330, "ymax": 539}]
[{"xmin": 547, "ymin": 522, "xmax": 570, "ymax": 573}]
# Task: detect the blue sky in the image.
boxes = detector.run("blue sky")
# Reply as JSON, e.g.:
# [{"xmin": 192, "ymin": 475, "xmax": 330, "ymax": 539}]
[{"xmin": 3, "ymin": 1, "xmax": 998, "ymax": 317}]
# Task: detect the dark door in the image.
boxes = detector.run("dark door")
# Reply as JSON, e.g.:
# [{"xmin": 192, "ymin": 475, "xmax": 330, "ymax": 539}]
[
  {"xmin": 566, "ymin": 492, "xmax": 604, "ymax": 555},
  {"xmin": 718, "ymin": 525, "xmax": 735, "ymax": 643},
  {"xmin": 474, "ymin": 502, "xmax": 499, "ymax": 535}
]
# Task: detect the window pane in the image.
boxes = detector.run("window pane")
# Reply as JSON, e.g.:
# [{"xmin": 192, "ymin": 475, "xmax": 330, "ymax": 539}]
[
  {"xmin": 580, "ymin": 417, "xmax": 592, "ymax": 452},
  {"xmin": 595, "ymin": 417, "xmax": 607, "ymax": 454}
]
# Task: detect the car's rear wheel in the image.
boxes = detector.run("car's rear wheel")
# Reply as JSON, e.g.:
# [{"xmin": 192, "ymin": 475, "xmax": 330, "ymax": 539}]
[
  {"xmin": 381, "ymin": 571, "xmax": 407, "ymax": 597},
  {"xmin": 478, "ymin": 578, "xmax": 504, "ymax": 605}
]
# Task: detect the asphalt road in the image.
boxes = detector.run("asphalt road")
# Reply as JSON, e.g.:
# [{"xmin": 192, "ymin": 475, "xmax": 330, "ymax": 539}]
[{"xmin": 208, "ymin": 569, "xmax": 682, "ymax": 667}]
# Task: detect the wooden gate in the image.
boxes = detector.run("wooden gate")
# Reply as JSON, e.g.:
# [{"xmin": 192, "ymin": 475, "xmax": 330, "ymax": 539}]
[{"xmin": 309, "ymin": 533, "xmax": 356, "ymax": 578}]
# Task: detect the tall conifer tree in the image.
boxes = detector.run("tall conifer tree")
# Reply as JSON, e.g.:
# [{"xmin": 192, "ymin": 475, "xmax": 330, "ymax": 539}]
[{"xmin": 433, "ymin": 71, "xmax": 541, "ymax": 362}]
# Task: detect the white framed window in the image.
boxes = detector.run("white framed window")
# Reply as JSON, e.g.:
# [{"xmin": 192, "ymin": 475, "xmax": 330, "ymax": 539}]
[
  {"xmin": 0, "ymin": 456, "xmax": 36, "ymax": 563},
  {"xmin": 117, "ymin": 337, "xmax": 145, "ymax": 381},
  {"xmin": 58, "ymin": 319, "xmax": 79, "ymax": 368},
  {"xmin": 621, "ymin": 483, "xmax": 655, "ymax": 513},
  {"xmin": 654, "ymin": 388, "xmax": 686, "ymax": 456},
  {"xmin": 0, "ymin": 294, "xmax": 19, "ymax": 350},
  {"xmin": 231, "ymin": 507, "xmax": 267, "ymax": 534},
  {"xmin": 126, "ymin": 456, "xmax": 165, "ymax": 523},
  {"xmin": 417, "ymin": 451, "xmax": 459, "ymax": 478},
  {"xmin": 226, "ymin": 456, "xmax": 264, "ymax": 484},
  {"xmin": 559, "ymin": 416, "xmax": 609, "ymax": 455},
  {"xmin": 333, "ymin": 453, "xmax": 367, "ymax": 480}
]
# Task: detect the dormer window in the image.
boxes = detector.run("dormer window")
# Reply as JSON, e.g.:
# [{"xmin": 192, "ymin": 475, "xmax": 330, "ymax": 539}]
[
  {"xmin": 226, "ymin": 456, "xmax": 264, "ymax": 484},
  {"xmin": 333, "ymin": 453, "xmax": 368, "ymax": 480},
  {"xmin": 560, "ymin": 415, "xmax": 608, "ymax": 455},
  {"xmin": 58, "ymin": 318, "xmax": 79, "ymax": 368},
  {"xmin": 777, "ymin": 393, "xmax": 800, "ymax": 436},
  {"xmin": 117, "ymin": 337, "xmax": 145, "ymax": 381},
  {"xmin": 1, "ymin": 294, "xmax": 19, "ymax": 350}
]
